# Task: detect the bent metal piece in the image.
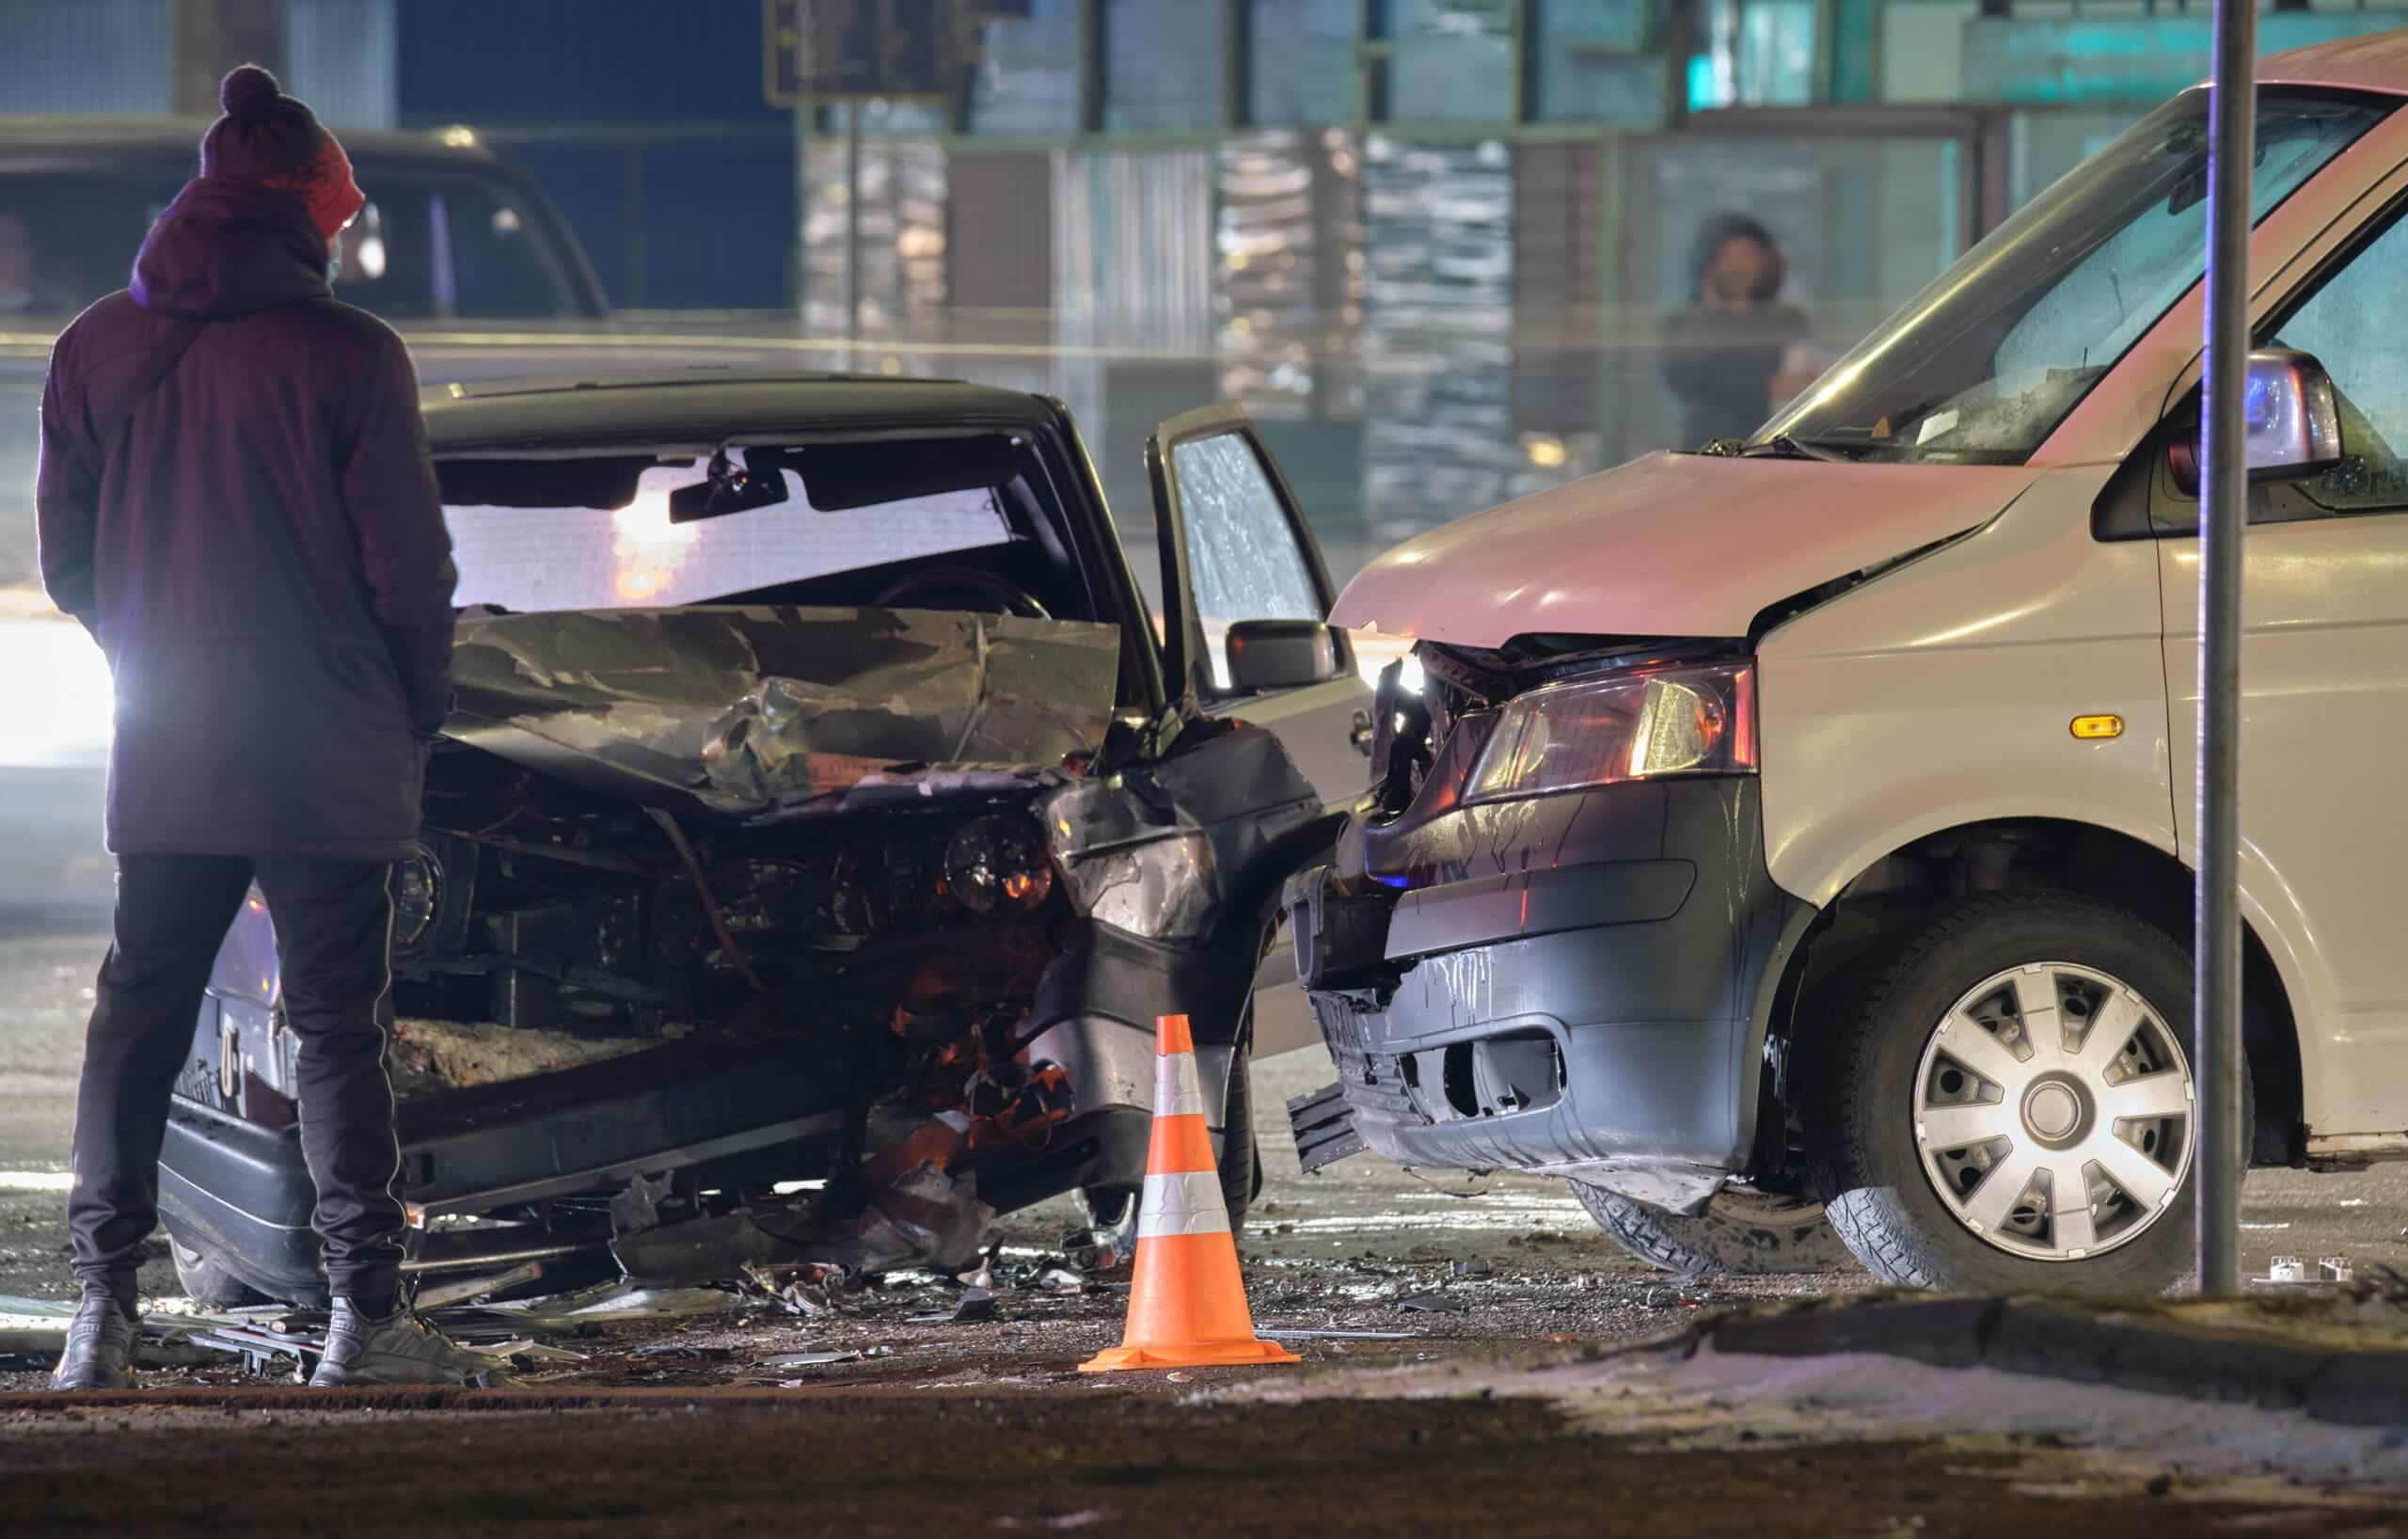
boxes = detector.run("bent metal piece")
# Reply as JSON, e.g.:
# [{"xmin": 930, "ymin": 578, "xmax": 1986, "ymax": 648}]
[
  {"xmin": 442, "ymin": 606, "xmax": 1122, "ymax": 818},
  {"xmin": 1081, "ymin": 1015, "xmax": 1297, "ymax": 1372}
]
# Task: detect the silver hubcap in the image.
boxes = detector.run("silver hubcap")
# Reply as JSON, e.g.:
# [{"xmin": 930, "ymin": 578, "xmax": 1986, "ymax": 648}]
[{"xmin": 1911, "ymin": 961, "xmax": 2194, "ymax": 1262}]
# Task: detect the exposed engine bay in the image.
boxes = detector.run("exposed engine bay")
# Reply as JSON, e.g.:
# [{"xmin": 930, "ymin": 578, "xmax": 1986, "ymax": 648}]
[{"xmin": 171, "ymin": 604, "xmax": 1323, "ymax": 1304}]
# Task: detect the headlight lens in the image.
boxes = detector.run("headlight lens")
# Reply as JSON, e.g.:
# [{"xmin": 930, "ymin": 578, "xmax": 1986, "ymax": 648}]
[
  {"xmin": 390, "ymin": 847, "xmax": 443, "ymax": 953},
  {"xmin": 944, "ymin": 814, "xmax": 1054, "ymax": 915},
  {"xmin": 1465, "ymin": 660, "xmax": 1755, "ymax": 801}
]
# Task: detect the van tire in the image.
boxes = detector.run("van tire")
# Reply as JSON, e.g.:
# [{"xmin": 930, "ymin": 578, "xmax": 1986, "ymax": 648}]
[
  {"xmin": 1806, "ymin": 894, "xmax": 2241, "ymax": 1296},
  {"xmin": 1570, "ymin": 1182, "xmax": 1858, "ymax": 1276}
]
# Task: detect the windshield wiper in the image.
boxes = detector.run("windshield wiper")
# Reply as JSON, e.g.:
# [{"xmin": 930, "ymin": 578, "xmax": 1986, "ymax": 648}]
[{"xmin": 1737, "ymin": 434, "xmax": 1854, "ymax": 464}]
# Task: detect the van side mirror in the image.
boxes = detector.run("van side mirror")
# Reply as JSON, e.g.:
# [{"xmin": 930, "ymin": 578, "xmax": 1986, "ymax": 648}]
[
  {"xmin": 1224, "ymin": 619, "xmax": 1353, "ymax": 693},
  {"xmin": 2166, "ymin": 348, "xmax": 2343, "ymax": 496}
]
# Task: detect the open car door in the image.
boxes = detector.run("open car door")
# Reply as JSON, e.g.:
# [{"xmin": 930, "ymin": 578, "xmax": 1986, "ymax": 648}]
[{"xmin": 1149, "ymin": 405, "xmax": 1371, "ymax": 1058}]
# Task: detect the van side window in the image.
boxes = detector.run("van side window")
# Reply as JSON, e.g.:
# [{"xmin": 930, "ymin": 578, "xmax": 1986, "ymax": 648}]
[{"xmin": 2266, "ymin": 211, "xmax": 2408, "ymax": 515}]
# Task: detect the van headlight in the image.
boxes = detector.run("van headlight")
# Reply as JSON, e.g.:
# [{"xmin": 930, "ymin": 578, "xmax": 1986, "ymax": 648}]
[{"xmin": 1465, "ymin": 659, "xmax": 1755, "ymax": 801}]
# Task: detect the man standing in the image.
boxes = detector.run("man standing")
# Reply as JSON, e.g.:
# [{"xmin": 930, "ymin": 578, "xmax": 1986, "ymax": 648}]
[{"xmin": 37, "ymin": 65, "xmax": 471, "ymax": 1388}]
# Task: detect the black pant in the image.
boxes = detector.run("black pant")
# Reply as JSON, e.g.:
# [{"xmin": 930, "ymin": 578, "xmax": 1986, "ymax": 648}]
[{"xmin": 69, "ymin": 855, "xmax": 405, "ymax": 1308}]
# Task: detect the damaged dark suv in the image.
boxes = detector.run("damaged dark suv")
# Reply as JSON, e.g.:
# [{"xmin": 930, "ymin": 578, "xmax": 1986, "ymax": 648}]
[{"xmin": 158, "ymin": 373, "xmax": 1369, "ymax": 1309}]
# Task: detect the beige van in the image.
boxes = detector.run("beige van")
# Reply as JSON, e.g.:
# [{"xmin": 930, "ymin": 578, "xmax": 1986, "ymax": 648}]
[{"xmin": 1290, "ymin": 35, "xmax": 2408, "ymax": 1293}]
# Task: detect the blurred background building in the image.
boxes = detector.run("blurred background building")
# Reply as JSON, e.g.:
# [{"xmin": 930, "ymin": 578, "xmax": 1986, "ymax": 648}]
[{"xmin": 5, "ymin": 0, "xmax": 2408, "ymax": 583}]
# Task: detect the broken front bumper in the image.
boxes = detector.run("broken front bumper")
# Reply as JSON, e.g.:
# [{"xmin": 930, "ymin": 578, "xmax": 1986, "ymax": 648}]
[
  {"xmin": 157, "ymin": 1042, "xmax": 850, "ymax": 1303},
  {"xmin": 156, "ymin": 1005, "xmax": 1228, "ymax": 1304},
  {"xmin": 1288, "ymin": 778, "xmax": 1812, "ymax": 1209}
]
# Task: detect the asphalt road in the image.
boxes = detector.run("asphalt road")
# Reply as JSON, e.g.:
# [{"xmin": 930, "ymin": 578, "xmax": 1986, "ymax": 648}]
[
  {"xmin": 4, "ymin": 924, "xmax": 2406, "ymax": 1306},
  {"xmin": 8, "ymin": 924, "xmax": 2408, "ymax": 1538}
]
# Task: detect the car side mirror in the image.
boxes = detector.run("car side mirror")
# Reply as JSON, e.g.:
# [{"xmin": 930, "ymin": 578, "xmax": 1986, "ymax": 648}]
[
  {"xmin": 1225, "ymin": 619, "xmax": 1353, "ymax": 693},
  {"xmin": 2166, "ymin": 348, "xmax": 2343, "ymax": 496}
]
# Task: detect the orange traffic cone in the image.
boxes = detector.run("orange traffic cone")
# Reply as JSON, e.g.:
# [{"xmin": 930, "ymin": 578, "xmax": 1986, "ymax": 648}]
[{"xmin": 1079, "ymin": 1014, "xmax": 1299, "ymax": 1372}]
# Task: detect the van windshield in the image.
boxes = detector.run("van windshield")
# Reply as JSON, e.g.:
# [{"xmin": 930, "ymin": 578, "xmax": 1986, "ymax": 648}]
[{"xmin": 1757, "ymin": 89, "xmax": 2389, "ymax": 465}]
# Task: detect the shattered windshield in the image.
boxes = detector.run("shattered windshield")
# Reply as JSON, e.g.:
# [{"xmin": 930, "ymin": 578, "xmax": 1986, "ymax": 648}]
[
  {"xmin": 439, "ymin": 440, "xmax": 1047, "ymax": 613},
  {"xmin": 448, "ymin": 467, "xmax": 1011, "ymax": 611},
  {"xmin": 1757, "ymin": 89, "xmax": 2388, "ymax": 464}
]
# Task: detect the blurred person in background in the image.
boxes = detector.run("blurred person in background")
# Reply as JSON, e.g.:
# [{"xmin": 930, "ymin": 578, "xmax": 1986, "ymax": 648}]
[
  {"xmin": 1661, "ymin": 212, "xmax": 1819, "ymax": 450},
  {"xmin": 35, "ymin": 64, "xmax": 476, "ymax": 1391}
]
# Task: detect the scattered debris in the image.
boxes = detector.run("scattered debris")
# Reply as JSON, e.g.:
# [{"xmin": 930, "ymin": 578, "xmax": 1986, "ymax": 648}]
[
  {"xmin": 909, "ymin": 1287, "xmax": 998, "ymax": 1325},
  {"xmin": 618, "ymin": 1163, "xmax": 994, "ymax": 1285},
  {"xmin": 1394, "ymin": 1291, "xmax": 1470, "ymax": 1315},
  {"xmin": 1450, "ymin": 1259, "xmax": 1493, "ymax": 1280},
  {"xmin": 1259, "ymin": 1328, "xmax": 1427, "ymax": 1341},
  {"xmin": 760, "ymin": 1350, "xmax": 860, "ymax": 1370},
  {"xmin": 414, "ymin": 1260, "xmax": 546, "ymax": 1310},
  {"xmin": 632, "ymin": 1341, "xmax": 733, "ymax": 1360},
  {"xmin": 462, "ymin": 1340, "xmax": 587, "ymax": 1366}
]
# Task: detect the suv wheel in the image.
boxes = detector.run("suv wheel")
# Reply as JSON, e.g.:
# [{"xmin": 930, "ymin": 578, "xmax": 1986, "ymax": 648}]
[
  {"xmin": 1079, "ymin": 1039, "xmax": 1259, "ymax": 1245},
  {"xmin": 1808, "ymin": 895, "xmax": 2226, "ymax": 1295},
  {"xmin": 170, "ymin": 1237, "xmax": 266, "ymax": 1310},
  {"xmin": 1570, "ymin": 1182, "xmax": 1857, "ymax": 1276}
]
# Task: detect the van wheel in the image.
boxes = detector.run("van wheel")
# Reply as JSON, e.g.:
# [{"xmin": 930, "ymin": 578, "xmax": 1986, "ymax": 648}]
[
  {"xmin": 1570, "ymin": 1182, "xmax": 1858, "ymax": 1276},
  {"xmin": 170, "ymin": 1238, "xmax": 266, "ymax": 1310},
  {"xmin": 1807, "ymin": 895, "xmax": 2232, "ymax": 1295}
]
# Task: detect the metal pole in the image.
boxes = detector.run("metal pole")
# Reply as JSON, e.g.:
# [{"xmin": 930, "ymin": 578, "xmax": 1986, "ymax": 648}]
[
  {"xmin": 2194, "ymin": 0, "xmax": 2256, "ymax": 1300},
  {"xmin": 844, "ymin": 104, "xmax": 863, "ymax": 344}
]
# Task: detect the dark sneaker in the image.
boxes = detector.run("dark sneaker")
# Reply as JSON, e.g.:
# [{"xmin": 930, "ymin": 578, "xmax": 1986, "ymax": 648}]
[
  {"xmin": 52, "ymin": 1290, "xmax": 138, "ymax": 1390},
  {"xmin": 308, "ymin": 1297, "xmax": 488, "ymax": 1388}
]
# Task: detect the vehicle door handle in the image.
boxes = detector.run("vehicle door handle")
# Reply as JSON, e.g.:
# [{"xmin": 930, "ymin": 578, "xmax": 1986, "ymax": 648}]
[{"xmin": 1350, "ymin": 708, "xmax": 1374, "ymax": 758}]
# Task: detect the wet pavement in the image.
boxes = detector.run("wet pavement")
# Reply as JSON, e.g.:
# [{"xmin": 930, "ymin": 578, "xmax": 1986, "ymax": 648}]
[{"xmin": 8, "ymin": 924, "xmax": 2408, "ymax": 1532}]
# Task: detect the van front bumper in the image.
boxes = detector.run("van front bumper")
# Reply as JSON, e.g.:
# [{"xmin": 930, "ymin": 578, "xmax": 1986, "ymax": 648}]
[{"xmin": 1288, "ymin": 778, "xmax": 1813, "ymax": 1205}]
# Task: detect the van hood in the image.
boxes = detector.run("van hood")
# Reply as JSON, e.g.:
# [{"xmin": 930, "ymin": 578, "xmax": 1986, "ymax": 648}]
[{"xmin": 1332, "ymin": 452, "xmax": 2038, "ymax": 647}]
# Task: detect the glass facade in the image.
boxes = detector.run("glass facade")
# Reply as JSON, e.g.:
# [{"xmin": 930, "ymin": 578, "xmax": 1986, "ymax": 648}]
[
  {"xmin": 1688, "ymin": 0, "xmax": 1817, "ymax": 110},
  {"xmin": 1249, "ymin": 0, "xmax": 1356, "ymax": 124},
  {"xmin": 1382, "ymin": 0, "xmax": 1516, "ymax": 123},
  {"xmin": 1533, "ymin": 0, "xmax": 1660, "ymax": 124},
  {"xmin": 1103, "ymin": 0, "xmax": 1227, "ymax": 133},
  {"xmin": 967, "ymin": 0, "xmax": 1083, "ymax": 135}
]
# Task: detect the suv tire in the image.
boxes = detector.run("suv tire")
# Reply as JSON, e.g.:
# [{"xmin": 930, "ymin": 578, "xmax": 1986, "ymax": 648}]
[
  {"xmin": 170, "ymin": 1237, "xmax": 266, "ymax": 1310},
  {"xmin": 1806, "ymin": 894, "xmax": 2239, "ymax": 1295},
  {"xmin": 1570, "ymin": 1182, "xmax": 1857, "ymax": 1276},
  {"xmin": 1079, "ymin": 1039, "xmax": 1259, "ymax": 1245}
]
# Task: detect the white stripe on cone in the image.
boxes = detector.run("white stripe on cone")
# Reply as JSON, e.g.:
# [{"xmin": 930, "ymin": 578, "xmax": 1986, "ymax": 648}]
[
  {"xmin": 1153, "ymin": 1051, "xmax": 1207, "ymax": 1119},
  {"xmin": 1137, "ymin": 1169, "xmax": 1229, "ymax": 1238}
]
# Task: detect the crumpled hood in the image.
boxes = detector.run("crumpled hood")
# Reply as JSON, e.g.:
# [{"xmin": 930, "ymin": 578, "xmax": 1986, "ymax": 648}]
[
  {"xmin": 442, "ymin": 605, "xmax": 1124, "ymax": 820},
  {"xmin": 132, "ymin": 178, "xmax": 331, "ymax": 321},
  {"xmin": 1333, "ymin": 452, "xmax": 2038, "ymax": 646}
]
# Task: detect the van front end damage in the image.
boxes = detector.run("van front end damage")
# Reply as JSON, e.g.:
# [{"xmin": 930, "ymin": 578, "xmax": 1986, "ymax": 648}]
[
  {"xmin": 1286, "ymin": 640, "xmax": 1814, "ymax": 1215},
  {"xmin": 157, "ymin": 606, "xmax": 1322, "ymax": 1307}
]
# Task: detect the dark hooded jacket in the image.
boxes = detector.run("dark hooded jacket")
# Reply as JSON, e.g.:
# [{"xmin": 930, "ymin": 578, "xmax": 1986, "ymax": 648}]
[{"xmin": 35, "ymin": 179, "xmax": 455, "ymax": 861}]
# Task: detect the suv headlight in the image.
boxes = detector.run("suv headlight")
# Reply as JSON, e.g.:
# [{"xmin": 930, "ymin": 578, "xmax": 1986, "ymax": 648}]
[{"xmin": 1465, "ymin": 659, "xmax": 1755, "ymax": 801}]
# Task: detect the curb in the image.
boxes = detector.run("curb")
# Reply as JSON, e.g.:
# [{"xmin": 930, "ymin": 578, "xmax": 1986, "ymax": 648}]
[{"xmin": 1699, "ymin": 1293, "xmax": 2408, "ymax": 1427}]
